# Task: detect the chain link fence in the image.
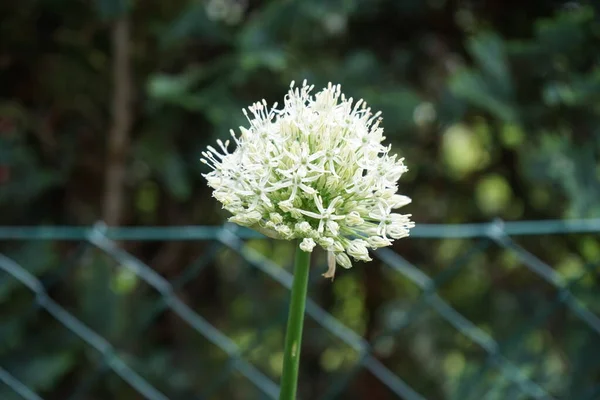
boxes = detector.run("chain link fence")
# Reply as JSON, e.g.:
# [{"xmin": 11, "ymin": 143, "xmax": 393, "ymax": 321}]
[{"xmin": 1, "ymin": 219, "xmax": 599, "ymax": 400}]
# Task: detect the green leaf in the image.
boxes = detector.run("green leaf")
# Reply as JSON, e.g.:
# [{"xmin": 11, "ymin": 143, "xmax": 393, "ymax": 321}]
[
  {"xmin": 467, "ymin": 32, "xmax": 513, "ymax": 98},
  {"xmin": 449, "ymin": 69, "xmax": 517, "ymax": 122},
  {"xmin": 534, "ymin": 6, "xmax": 594, "ymax": 55}
]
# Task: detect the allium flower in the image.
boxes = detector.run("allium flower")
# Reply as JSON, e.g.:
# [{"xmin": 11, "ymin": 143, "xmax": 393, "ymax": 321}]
[{"xmin": 201, "ymin": 80, "xmax": 414, "ymax": 279}]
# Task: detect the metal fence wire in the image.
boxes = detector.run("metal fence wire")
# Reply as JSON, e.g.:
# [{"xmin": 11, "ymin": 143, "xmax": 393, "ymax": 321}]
[{"xmin": 0, "ymin": 219, "xmax": 599, "ymax": 400}]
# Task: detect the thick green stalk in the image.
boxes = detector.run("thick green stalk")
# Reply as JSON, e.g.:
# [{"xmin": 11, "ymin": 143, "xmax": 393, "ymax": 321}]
[{"xmin": 279, "ymin": 243, "xmax": 311, "ymax": 400}]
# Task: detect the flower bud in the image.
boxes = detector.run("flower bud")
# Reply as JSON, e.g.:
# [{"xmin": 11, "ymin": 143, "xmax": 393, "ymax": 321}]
[
  {"xmin": 264, "ymin": 221, "xmax": 277, "ymax": 230},
  {"xmin": 387, "ymin": 225, "xmax": 410, "ymax": 239},
  {"xmin": 347, "ymin": 239, "xmax": 371, "ymax": 261},
  {"xmin": 275, "ymin": 224, "xmax": 293, "ymax": 239},
  {"xmin": 366, "ymin": 236, "xmax": 392, "ymax": 249},
  {"xmin": 335, "ymin": 252, "xmax": 352, "ymax": 269},
  {"xmin": 299, "ymin": 238, "xmax": 316, "ymax": 252},
  {"xmin": 295, "ymin": 221, "xmax": 312, "ymax": 235},
  {"xmin": 318, "ymin": 237, "xmax": 334, "ymax": 250},
  {"xmin": 345, "ymin": 211, "xmax": 364, "ymax": 226},
  {"xmin": 390, "ymin": 194, "xmax": 411, "ymax": 209},
  {"xmin": 278, "ymin": 200, "xmax": 295, "ymax": 213},
  {"xmin": 229, "ymin": 211, "xmax": 262, "ymax": 227},
  {"xmin": 269, "ymin": 212, "xmax": 283, "ymax": 224},
  {"xmin": 254, "ymin": 224, "xmax": 284, "ymax": 239},
  {"xmin": 331, "ymin": 240, "xmax": 344, "ymax": 253},
  {"xmin": 214, "ymin": 191, "xmax": 240, "ymax": 207},
  {"xmin": 325, "ymin": 175, "xmax": 340, "ymax": 188},
  {"xmin": 326, "ymin": 220, "xmax": 340, "ymax": 236}
]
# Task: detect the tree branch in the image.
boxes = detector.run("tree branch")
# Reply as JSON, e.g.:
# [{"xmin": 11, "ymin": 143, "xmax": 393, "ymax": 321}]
[{"xmin": 102, "ymin": 16, "xmax": 132, "ymax": 226}]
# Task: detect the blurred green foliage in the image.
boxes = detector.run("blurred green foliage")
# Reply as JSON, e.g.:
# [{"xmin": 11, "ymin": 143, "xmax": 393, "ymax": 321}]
[{"xmin": 1, "ymin": 0, "xmax": 600, "ymax": 399}]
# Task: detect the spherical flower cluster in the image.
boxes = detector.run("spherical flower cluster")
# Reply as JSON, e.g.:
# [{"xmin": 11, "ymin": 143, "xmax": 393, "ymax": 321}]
[{"xmin": 201, "ymin": 80, "xmax": 414, "ymax": 279}]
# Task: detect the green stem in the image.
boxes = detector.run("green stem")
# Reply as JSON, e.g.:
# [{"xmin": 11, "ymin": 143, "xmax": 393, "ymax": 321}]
[{"xmin": 279, "ymin": 242, "xmax": 311, "ymax": 400}]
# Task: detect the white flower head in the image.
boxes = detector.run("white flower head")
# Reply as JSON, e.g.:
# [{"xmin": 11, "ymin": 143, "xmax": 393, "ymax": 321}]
[{"xmin": 201, "ymin": 80, "xmax": 414, "ymax": 279}]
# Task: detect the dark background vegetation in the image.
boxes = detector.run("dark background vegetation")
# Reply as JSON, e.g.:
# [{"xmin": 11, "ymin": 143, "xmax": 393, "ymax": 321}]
[{"xmin": 1, "ymin": 0, "xmax": 600, "ymax": 399}]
